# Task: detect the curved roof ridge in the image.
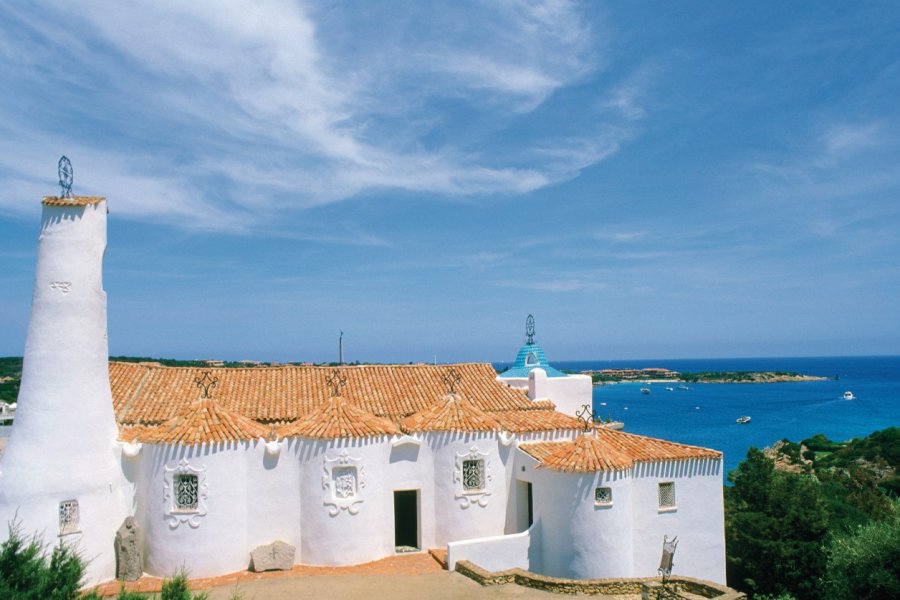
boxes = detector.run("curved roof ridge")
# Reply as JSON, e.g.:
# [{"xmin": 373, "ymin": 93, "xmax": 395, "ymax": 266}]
[
  {"xmin": 400, "ymin": 393, "xmax": 501, "ymax": 433},
  {"xmin": 127, "ymin": 397, "xmax": 269, "ymax": 445},
  {"xmin": 591, "ymin": 425, "xmax": 722, "ymax": 459},
  {"xmin": 520, "ymin": 427, "xmax": 721, "ymax": 473},
  {"xmin": 536, "ymin": 433, "xmax": 635, "ymax": 473},
  {"xmin": 280, "ymin": 395, "xmax": 399, "ymax": 439}
]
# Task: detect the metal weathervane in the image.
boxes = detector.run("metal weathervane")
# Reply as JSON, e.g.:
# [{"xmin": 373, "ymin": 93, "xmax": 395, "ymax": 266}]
[
  {"xmin": 441, "ymin": 367, "xmax": 461, "ymax": 395},
  {"xmin": 58, "ymin": 156, "xmax": 73, "ymax": 198},
  {"xmin": 525, "ymin": 314, "xmax": 535, "ymax": 345},
  {"xmin": 195, "ymin": 371, "xmax": 219, "ymax": 399},
  {"xmin": 326, "ymin": 368, "xmax": 347, "ymax": 397}
]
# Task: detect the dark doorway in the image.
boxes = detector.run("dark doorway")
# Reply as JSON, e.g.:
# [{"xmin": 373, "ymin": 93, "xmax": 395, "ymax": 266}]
[
  {"xmin": 527, "ymin": 481, "xmax": 533, "ymax": 527},
  {"xmin": 394, "ymin": 490, "xmax": 419, "ymax": 550},
  {"xmin": 516, "ymin": 480, "xmax": 533, "ymax": 532}
]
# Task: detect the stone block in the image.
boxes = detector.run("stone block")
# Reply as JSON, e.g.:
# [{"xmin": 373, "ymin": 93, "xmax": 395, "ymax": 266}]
[
  {"xmin": 250, "ymin": 540, "xmax": 296, "ymax": 572},
  {"xmin": 115, "ymin": 516, "xmax": 143, "ymax": 581}
]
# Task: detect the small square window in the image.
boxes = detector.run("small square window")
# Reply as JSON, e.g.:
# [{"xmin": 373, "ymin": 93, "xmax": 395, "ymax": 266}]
[
  {"xmin": 595, "ymin": 487, "xmax": 612, "ymax": 505},
  {"xmin": 59, "ymin": 499, "xmax": 79, "ymax": 535},
  {"xmin": 174, "ymin": 473, "xmax": 199, "ymax": 511},
  {"xmin": 658, "ymin": 482, "xmax": 676, "ymax": 509},
  {"xmin": 462, "ymin": 459, "xmax": 485, "ymax": 492}
]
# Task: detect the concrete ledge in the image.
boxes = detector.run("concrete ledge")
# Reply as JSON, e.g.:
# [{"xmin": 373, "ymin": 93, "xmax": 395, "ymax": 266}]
[{"xmin": 454, "ymin": 560, "xmax": 746, "ymax": 598}]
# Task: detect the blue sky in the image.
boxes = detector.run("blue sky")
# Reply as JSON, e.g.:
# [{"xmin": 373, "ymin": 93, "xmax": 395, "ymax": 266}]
[{"xmin": 1, "ymin": 1, "xmax": 899, "ymax": 363}]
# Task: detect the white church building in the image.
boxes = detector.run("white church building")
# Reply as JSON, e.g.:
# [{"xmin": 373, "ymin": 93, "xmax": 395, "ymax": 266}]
[{"xmin": 0, "ymin": 192, "xmax": 726, "ymax": 586}]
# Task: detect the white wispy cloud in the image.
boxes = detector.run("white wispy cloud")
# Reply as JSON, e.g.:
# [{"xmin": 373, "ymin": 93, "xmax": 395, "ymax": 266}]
[{"xmin": 0, "ymin": 1, "xmax": 632, "ymax": 233}]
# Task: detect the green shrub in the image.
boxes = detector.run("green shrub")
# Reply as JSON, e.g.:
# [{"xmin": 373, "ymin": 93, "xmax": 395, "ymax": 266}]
[
  {"xmin": 824, "ymin": 510, "xmax": 900, "ymax": 600},
  {"xmin": 160, "ymin": 569, "xmax": 208, "ymax": 600},
  {"xmin": 116, "ymin": 585, "xmax": 145, "ymax": 599},
  {"xmin": 0, "ymin": 520, "xmax": 94, "ymax": 599}
]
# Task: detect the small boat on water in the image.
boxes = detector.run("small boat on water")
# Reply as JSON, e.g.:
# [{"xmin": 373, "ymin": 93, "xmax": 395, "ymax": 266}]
[
  {"xmin": 843, "ymin": 391, "xmax": 856, "ymax": 400},
  {"xmin": 666, "ymin": 386, "xmax": 674, "ymax": 391},
  {"xmin": 640, "ymin": 387, "xmax": 651, "ymax": 395},
  {"xmin": 736, "ymin": 416, "xmax": 751, "ymax": 424},
  {"xmin": 677, "ymin": 385, "xmax": 689, "ymax": 390}
]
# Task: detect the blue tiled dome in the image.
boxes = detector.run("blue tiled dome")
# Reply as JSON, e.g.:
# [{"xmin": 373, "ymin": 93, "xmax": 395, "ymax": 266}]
[{"xmin": 499, "ymin": 343, "xmax": 566, "ymax": 378}]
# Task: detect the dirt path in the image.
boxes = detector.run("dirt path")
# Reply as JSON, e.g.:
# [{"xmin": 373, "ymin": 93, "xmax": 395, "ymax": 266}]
[{"xmin": 203, "ymin": 572, "xmax": 580, "ymax": 600}]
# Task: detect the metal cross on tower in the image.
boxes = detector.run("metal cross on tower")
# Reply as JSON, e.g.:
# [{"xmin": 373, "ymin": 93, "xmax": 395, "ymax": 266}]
[
  {"xmin": 441, "ymin": 367, "xmax": 461, "ymax": 395},
  {"xmin": 525, "ymin": 314, "xmax": 535, "ymax": 345},
  {"xmin": 195, "ymin": 371, "xmax": 219, "ymax": 399},
  {"xmin": 58, "ymin": 156, "xmax": 73, "ymax": 198},
  {"xmin": 326, "ymin": 368, "xmax": 347, "ymax": 397}
]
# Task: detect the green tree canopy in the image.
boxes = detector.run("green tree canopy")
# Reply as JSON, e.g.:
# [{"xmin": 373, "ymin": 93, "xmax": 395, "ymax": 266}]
[{"xmin": 726, "ymin": 448, "xmax": 829, "ymax": 600}]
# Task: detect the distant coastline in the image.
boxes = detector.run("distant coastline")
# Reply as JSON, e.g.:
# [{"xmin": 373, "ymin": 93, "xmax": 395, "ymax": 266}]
[{"xmin": 581, "ymin": 367, "xmax": 829, "ymax": 385}]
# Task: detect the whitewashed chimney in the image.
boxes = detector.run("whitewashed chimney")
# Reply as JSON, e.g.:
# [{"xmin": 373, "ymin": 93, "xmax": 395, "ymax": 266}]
[{"xmin": 0, "ymin": 195, "xmax": 128, "ymax": 583}]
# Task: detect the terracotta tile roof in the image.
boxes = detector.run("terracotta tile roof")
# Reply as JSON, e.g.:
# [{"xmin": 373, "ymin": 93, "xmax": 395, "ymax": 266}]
[
  {"xmin": 108, "ymin": 362, "xmax": 593, "ymax": 442},
  {"xmin": 520, "ymin": 427, "xmax": 721, "ymax": 473},
  {"xmin": 42, "ymin": 196, "xmax": 105, "ymax": 206},
  {"xmin": 400, "ymin": 394, "xmax": 501, "ymax": 433},
  {"xmin": 491, "ymin": 409, "xmax": 581, "ymax": 433},
  {"xmin": 109, "ymin": 362, "xmax": 531, "ymax": 425},
  {"xmin": 279, "ymin": 396, "xmax": 399, "ymax": 439},
  {"xmin": 120, "ymin": 398, "xmax": 270, "ymax": 445}
]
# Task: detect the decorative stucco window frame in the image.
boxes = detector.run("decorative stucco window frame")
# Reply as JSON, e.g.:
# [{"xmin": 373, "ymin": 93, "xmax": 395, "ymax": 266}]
[
  {"xmin": 658, "ymin": 481, "xmax": 677, "ymax": 513},
  {"xmin": 163, "ymin": 459, "xmax": 208, "ymax": 529},
  {"xmin": 454, "ymin": 445, "xmax": 492, "ymax": 508},
  {"xmin": 321, "ymin": 449, "xmax": 365, "ymax": 516}
]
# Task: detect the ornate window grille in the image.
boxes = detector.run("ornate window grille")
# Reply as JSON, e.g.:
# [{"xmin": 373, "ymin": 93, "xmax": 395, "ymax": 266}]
[
  {"xmin": 595, "ymin": 487, "xmax": 613, "ymax": 505},
  {"xmin": 332, "ymin": 466, "xmax": 358, "ymax": 499},
  {"xmin": 462, "ymin": 459, "xmax": 485, "ymax": 492},
  {"xmin": 455, "ymin": 445, "xmax": 492, "ymax": 507},
  {"xmin": 59, "ymin": 499, "xmax": 79, "ymax": 535},
  {"xmin": 163, "ymin": 459, "xmax": 208, "ymax": 528},
  {"xmin": 174, "ymin": 474, "xmax": 199, "ymax": 511},
  {"xmin": 658, "ymin": 482, "xmax": 676, "ymax": 509}
]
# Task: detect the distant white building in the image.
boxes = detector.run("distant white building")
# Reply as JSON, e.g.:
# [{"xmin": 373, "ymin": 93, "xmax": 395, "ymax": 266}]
[{"xmin": 0, "ymin": 192, "xmax": 725, "ymax": 586}]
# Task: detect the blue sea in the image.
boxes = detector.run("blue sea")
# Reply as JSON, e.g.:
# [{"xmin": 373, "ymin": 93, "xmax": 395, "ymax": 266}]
[{"xmin": 497, "ymin": 356, "xmax": 900, "ymax": 482}]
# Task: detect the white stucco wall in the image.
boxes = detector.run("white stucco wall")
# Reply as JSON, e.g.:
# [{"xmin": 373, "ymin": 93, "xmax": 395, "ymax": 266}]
[
  {"xmin": 446, "ymin": 524, "xmax": 534, "ymax": 571},
  {"xmin": 139, "ymin": 442, "xmax": 259, "ymax": 578},
  {"xmin": 0, "ymin": 201, "xmax": 130, "ymax": 584},
  {"xmin": 498, "ymin": 370, "xmax": 593, "ymax": 420},
  {"xmin": 298, "ymin": 437, "xmax": 396, "ymax": 566},
  {"xmin": 428, "ymin": 432, "xmax": 507, "ymax": 547},
  {"xmin": 630, "ymin": 458, "xmax": 725, "ymax": 585},
  {"xmin": 531, "ymin": 466, "xmax": 635, "ymax": 579}
]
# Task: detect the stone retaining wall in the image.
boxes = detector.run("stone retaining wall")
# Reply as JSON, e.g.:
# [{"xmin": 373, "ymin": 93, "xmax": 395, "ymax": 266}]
[{"xmin": 454, "ymin": 560, "xmax": 746, "ymax": 598}]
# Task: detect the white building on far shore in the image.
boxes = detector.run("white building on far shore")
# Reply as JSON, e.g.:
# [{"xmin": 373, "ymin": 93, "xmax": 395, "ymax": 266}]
[{"xmin": 0, "ymin": 191, "xmax": 726, "ymax": 587}]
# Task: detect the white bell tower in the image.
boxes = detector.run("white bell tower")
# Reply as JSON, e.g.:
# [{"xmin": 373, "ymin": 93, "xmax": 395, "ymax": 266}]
[{"xmin": 0, "ymin": 191, "xmax": 128, "ymax": 583}]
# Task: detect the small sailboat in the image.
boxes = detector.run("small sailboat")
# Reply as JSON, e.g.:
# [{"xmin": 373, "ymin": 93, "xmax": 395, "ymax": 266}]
[
  {"xmin": 736, "ymin": 416, "xmax": 751, "ymax": 424},
  {"xmin": 843, "ymin": 391, "xmax": 856, "ymax": 400}
]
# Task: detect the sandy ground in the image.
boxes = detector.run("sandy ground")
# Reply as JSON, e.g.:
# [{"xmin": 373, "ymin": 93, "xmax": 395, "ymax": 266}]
[{"xmin": 202, "ymin": 572, "xmax": 637, "ymax": 600}]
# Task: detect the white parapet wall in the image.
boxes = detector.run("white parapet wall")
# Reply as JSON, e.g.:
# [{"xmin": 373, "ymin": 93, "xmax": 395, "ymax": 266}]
[
  {"xmin": 499, "ymin": 368, "xmax": 594, "ymax": 419},
  {"xmin": 447, "ymin": 522, "xmax": 539, "ymax": 572}
]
